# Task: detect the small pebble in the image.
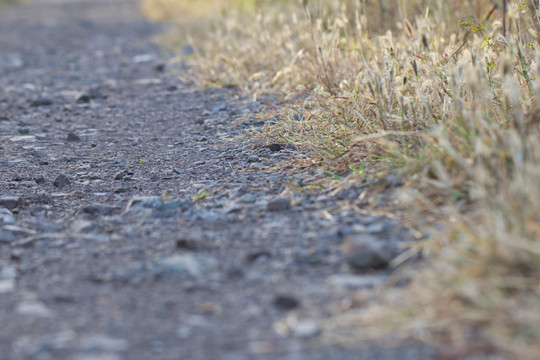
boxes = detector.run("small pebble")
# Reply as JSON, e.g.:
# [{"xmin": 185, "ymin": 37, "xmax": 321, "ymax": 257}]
[
  {"xmin": 175, "ymin": 232, "xmax": 208, "ymax": 250},
  {"xmin": 151, "ymin": 254, "xmax": 218, "ymax": 279},
  {"xmin": 273, "ymin": 294, "xmax": 300, "ymax": 310},
  {"xmin": 267, "ymin": 143, "xmax": 284, "ymax": 152},
  {"xmin": 34, "ymin": 175, "xmax": 47, "ymax": 184},
  {"xmin": 180, "ymin": 45, "xmax": 195, "ymax": 56},
  {"xmin": 291, "ymin": 320, "xmax": 321, "ymax": 338},
  {"xmin": 67, "ymin": 132, "xmax": 81, "ymax": 142},
  {"xmin": 245, "ymin": 250, "xmax": 271, "ymax": 263},
  {"xmin": 76, "ymin": 93, "xmax": 91, "ymax": 103},
  {"xmin": 266, "ymin": 197, "xmax": 291, "ymax": 212},
  {"xmin": 341, "ymin": 234, "xmax": 393, "ymax": 270},
  {"xmin": 367, "ymin": 222, "xmax": 385, "ymax": 234},
  {"xmin": 154, "ymin": 63, "xmax": 165, "ymax": 72},
  {"xmin": 29, "ymin": 97, "xmax": 54, "ymax": 107},
  {"xmin": 0, "ymin": 197, "xmax": 20, "ymax": 211},
  {"xmin": 53, "ymin": 174, "xmax": 71, "ymax": 188},
  {"xmin": 327, "ymin": 274, "xmax": 385, "ymax": 291}
]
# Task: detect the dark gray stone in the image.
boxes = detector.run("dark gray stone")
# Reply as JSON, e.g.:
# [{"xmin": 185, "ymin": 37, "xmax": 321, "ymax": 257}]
[
  {"xmin": 175, "ymin": 231, "xmax": 211, "ymax": 250},
  {"xmin": 33, "ymin": 175, "xmax": 47, "ymax": 184},
  {"xmin": 266, "ymin": 197, "xmax": 291, "ymax": 212},
  {"xmin": 67, "ymin": 132, "xmax": 81, "ymax": 142},
  {"xmin": 267, "ymin": 143, "xmax": 284, "ymax": 152},
  {"xmin": 29, "ymin": 97, "xmax": 55, "ymax": 107},
  {"xmin": 273, "ymin": 294, "xmax": 300, "ymax": 310},
  {"xmin": 0, "ymin": 197, "xmax": 21, "ymax": 211},
  {"xmin": 53, "ymin": 174, "xmax": 71, "ymax": 188},
  {"xmin": 341, "ymin": 234, "xmax": 393, "ymax": 270}
]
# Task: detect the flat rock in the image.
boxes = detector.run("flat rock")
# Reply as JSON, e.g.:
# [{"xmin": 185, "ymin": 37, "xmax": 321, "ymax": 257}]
[
  {"xmin": 74, "ymin": 354, "xmax": 122, "ymax": 360},
  {"xmin": 80, "ymin": 334, "xmax": 129, "ymax": 352},
  {"xmin": 0, "ymin": 265, "xmax": 17, "ymax": 293},
  {"xmin": 29, "ymin": 97, "xmax": 55, "ymax": 107},
  {"xmin": 9, "ymin": 135, "xmax": 36, "ymax": 142},
  {"xmin": 295, "ymin": 245, "xmax": 329, "ymax": 264},
  {"xmin": 0, "ymin": 207, "xmax": 15, "ymax": 224},
  {"xmin": 70, "ymin": 219, "xmax": 95, "ymax": 233},
  {"xmin": 133, "ymin": 78, "xmax": 162, "ymax": 85},
  {"xmin": 327, "ymin": 274, "xmax": 386, "ymax": 291},
  {"xmin": 133, "ymin": 54, "xmax": 155, "ymax": 63},
  {"xmin": 238, "ymin": 193, "xmax": 257, "ymax": 203},
  {"xmin": 125, "ymin": 196, "xmax": 190, "ymax": 212},
  {"xmin": 0, "ymin": 278, "xmax": 16, "ymax": 293},
  {"xmin": 151, "ymin": 254, "xmax": 219, "ymax": 279},
  {"xmin": 291, "ymin": 320, "xmax": 321, "ymax": 338},
  {"xmin": 0, "ymin": 229, "xmax": 18, "ymax": 243},
  {"xmin": 16, "ymin": 300, "xmax": 54, "ymax": 317},
  {"xmin": 1, "ymin": 225, "xmax": 38, "ymax": 237},
  {"xmin": 193, "ymin": 210, "xmax": 228, "ymax": 224},
  {"xmin": 275, "ymin": 317, "xmax": 321, "ymax": 339}
]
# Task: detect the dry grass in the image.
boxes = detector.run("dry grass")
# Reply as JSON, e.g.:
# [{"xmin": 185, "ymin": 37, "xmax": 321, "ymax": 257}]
[{"xmin": 144, "ymin": 0, "xmax": 540, "ymax": 358}]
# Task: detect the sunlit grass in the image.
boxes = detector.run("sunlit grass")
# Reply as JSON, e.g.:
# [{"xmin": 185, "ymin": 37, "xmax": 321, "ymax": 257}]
[
  {"xmin": 144, "ymin": 0, "xmax": 540, "ymax": 357},
  {"xmin": 140, "ymin": 0, "xmax": 286, "ymax": 21},
  {"xmin": 0, "ymin": 0, "xmax": 26, "ymax": 9}
]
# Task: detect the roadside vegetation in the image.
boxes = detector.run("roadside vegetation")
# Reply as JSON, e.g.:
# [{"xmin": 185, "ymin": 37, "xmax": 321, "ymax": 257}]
[
  {"xmin": 0, "ymin": 0, "xmax": 25, "ymax": 9},
  {"xmin": 143, "ymin": 0, "xmax": 540, "ymax": 357}
]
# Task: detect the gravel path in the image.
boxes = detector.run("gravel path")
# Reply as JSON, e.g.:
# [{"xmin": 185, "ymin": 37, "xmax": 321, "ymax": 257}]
[{"xmin": 0, "ymin": 1, "xmax": 500, "ymax": 359}]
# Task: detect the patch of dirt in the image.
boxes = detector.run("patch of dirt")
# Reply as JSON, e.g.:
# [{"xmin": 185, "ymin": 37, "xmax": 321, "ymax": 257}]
[{"xmin": 0, "ymin": 1, "xmax": 488, "ymax": 359}]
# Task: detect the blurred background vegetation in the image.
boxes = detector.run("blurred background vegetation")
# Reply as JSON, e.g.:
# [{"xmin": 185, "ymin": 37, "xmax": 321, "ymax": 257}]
[
  {"xmin": 0, "ymin": 0, "xmax": 26, "ymax": 9},
  {"xmin": 141, "ymin": 0, "xmax": 508, "ymax": 31}
]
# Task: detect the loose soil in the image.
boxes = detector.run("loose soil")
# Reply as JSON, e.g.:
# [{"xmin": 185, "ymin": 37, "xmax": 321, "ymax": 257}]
[{"xmin": 0, "ymin": 1, "xmax": 502, "ymax": 359}]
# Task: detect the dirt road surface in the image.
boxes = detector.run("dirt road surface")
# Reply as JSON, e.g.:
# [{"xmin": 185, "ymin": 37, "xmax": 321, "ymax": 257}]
[{"xmin": 0, "ymin": 1, "xmax": 503, "ymax": 359}]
